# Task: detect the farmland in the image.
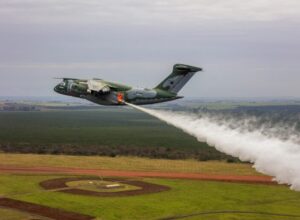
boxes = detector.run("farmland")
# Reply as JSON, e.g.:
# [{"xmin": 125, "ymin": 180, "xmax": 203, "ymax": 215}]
[
  {"xmin": 0, "ymin": 100, "xmax": 299, "ymax": 219},
  {"xmin": 0, "ymin": 108, "xmax": 231, "ymax": 161},
  {"xmin": 0, "ymin": 108, "xmax": 198, "ymax": 148},
  {"xmin": 0, "ymin": 153, "xmax": 258, "ymax": 175},
  {"xmin": 0, "ymin": 154, "xmax": 299, "ymax": 220}
]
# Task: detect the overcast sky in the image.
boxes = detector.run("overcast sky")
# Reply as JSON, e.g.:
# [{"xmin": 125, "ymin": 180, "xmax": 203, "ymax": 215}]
[{"xmin": 0, "ymin": 0, "xmax": 300, "ymax": 98}]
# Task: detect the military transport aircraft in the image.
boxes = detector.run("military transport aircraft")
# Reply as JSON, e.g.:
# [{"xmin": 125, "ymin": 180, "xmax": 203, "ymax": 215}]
[{"xmin": 54, "ymin": 64, "xmax": 202, "ymax": 105}]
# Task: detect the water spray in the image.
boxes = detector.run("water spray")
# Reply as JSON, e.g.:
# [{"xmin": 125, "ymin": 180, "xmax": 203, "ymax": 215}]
[{"xmin": 126, "ymin": 102, "xmax": 300, "ymax": 191}]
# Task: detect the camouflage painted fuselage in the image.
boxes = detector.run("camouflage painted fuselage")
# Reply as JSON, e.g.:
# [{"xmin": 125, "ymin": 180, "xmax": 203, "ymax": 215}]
[{"xmin": 54, "ymin": 64, "xmax": 202, "ymax": 105}]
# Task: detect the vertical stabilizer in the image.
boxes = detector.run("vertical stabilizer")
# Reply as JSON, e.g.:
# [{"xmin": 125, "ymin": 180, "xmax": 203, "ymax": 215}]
[{"xmin": 155, "ymin": 64, "xmax": 202, "ymax": 94}]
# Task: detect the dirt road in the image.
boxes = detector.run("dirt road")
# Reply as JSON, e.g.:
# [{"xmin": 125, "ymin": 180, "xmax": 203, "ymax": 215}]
[{"xmin": 0, "ymin": 165, "xmax": 274, "ymax": 184}]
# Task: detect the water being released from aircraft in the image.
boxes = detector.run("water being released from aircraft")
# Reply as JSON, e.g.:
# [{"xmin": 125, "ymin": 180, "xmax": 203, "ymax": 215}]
[{"xmin": 126, "ymin": 102, "xmax": 300, "ymax": 191}]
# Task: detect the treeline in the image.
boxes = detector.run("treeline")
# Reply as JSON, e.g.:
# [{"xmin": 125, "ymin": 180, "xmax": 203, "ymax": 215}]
[
  {"xmin": 0, "ymin": 103, "xmax": 38, "ymax": 111},
  {"xmin": 0, "ymin": 144, "xmax": 239, "ymax": 162}
]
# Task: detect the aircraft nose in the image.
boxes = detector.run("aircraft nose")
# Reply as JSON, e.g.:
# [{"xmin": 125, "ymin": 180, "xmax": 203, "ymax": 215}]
[
  {"xmin": 54, "ymin": 85, "xmax": 59, "ymax": 93},
  {"xmin": 54, "ymin": 84, "xmax": 63, "ymax": 94}
]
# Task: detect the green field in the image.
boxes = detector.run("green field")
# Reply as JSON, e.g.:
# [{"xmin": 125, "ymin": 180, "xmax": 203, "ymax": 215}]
[
  {"xmin": 0, "ymin": 153, "xmax": 299, "ymax": 220},
  {"xmin": 0, "ymin": 173, "xmax": 300, "ymax": 220},
  {"xmin": 0, "ymin": 108, "xmax": 206, "ymax": 148},
  {"xmin": 0, "ymin": 153, "xmax": 260, "ymax": 175},
  {"xmin": 0, "ymin": 108, "xmax": 199, "ymax": 148},
  {"xmin": 0, "ymin": 108, "xmax": 230, "ymax": 160}
]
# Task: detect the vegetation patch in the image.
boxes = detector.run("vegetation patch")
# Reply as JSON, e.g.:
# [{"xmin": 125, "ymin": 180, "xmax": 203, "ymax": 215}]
[{"xmin": 0, "ymin": 110, "xmax": 232, "ymax": 161}]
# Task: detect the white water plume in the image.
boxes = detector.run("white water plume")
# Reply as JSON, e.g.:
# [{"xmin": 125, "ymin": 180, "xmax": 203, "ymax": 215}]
[{"xmin": 126, "ymin": 103, "xmax": 300, "ymax": 191}]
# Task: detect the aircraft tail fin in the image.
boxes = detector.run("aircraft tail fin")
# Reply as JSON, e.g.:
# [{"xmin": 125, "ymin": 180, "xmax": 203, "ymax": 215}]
[{"xmin": 155, "ymin": 64, "xmax": 202, "ymax": 94}]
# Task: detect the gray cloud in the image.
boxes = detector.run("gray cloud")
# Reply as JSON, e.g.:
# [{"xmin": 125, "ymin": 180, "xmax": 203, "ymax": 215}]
[
  {"xmin": 1, "ymin": 0, "xmax": 300, "ymax": 24},
  {"xmin": 0, "ymin": 0, "xmax": 299, "ymax": 98}
]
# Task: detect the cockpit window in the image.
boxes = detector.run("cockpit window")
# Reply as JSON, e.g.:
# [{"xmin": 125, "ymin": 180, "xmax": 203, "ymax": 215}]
[{"xmin": 59, "ymin": 82, "xmax": 66, "ymax": 87}]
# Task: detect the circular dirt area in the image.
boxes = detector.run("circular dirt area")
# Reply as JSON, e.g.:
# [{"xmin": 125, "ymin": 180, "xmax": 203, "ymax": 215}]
[{"xmin": 40, "ymin": 177, "xmax": 170, "ymax": 197}]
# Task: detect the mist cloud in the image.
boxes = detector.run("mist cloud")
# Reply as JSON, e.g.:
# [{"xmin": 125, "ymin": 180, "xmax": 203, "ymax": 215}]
[{"xmin": 128, "ymin": 103, "xmax": 300, "ymax": 191}]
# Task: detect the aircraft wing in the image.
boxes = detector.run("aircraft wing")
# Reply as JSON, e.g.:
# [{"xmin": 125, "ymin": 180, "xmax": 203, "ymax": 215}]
[{"xmin": 87, "ymin": 79, "xmax": 111, "ymax": 93}]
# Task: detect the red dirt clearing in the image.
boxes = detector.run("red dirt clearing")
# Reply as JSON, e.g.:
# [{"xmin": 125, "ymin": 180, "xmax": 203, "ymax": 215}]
[{"xmin": 0, "ymin": 166, "xmax": 275, "ymax": 184}]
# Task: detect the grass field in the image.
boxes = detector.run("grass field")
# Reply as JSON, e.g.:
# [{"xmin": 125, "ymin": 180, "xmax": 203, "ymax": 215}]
[
  {"xmin": 0, "ymin": 153, "xmax": 299, "ymax": 219},
  {"xmin": 0, "ymin": 153, "xmax": 260, "ymax": 176},
  {"xmin": 0, "ymin": 173, "xmax": 300, "ymax": 220}
]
